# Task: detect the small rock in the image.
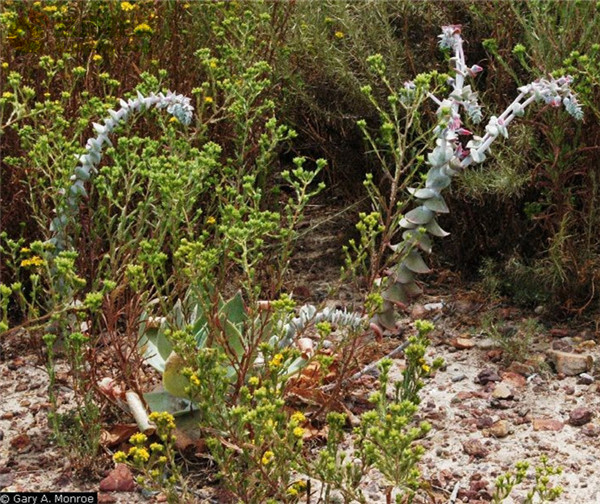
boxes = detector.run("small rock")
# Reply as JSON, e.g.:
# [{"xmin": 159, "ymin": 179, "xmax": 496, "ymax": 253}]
[
  {"xmin": 492, "ymin": 382, "xmax": 514, "ymax": 400},
  {"xmin": 564, "ymin": 386, "xmax": 575, "ymax": 396},
  {"xmin": 507, "ymin": 361, "xmax": 535, "ymax": 376},
  {"xmin": 9, "ymin": 433, "xmax": 30, "ymax": 452},
  {"xmin": 451, "ymin": 337, "xmax": 475, "ymax": 350},
  {"xmin": 99, "ymin": 464, "xmax": 136, "ymax": 492},
  {"xmin": 14, "ymin": 383, "xmax": 28, "ymax": 392},
  {"xmin": 569, "ymin": 407, "xmax": 593, "ymax": 426},
  {"xmin": 500, "ymin": 371, "xmax": 527, "ymax": 388},
  {"xmin": 578, "ymin": 373, "xmax": 595, "ymax": 385},
  {"xmin": 462, "ymin": 439, "xmax": 488, "ymax": 458},
  {"xmin": 476, "ymin": 338, "xmax": 498, "ymax": 350},
  {"xmin": 532, "ymin": 418, "xmax": 564, "ymax": 432},
  {"xmin": 476, "ymin": 416, "xmax": 494, "ymax": 430},
  {"xmin": 451, "ymin": 374, "xmax": 467, "ymax": 383},
  {"xmin": 547, "ymin": 349, "xmax": 593, "ymax": 376},
  {"xmin": 0, "ymin": 412, "xmax": 14, "ymax": 420},
  {"xmin": 581, "ymin": 424, "xmax": 600, "ymax": 438},
  {"xmin": 476, "ymin": 368, "xmax": 501, "ymax": 385},
  {"xmin": 0, "ymin": 472, "xmax": 15, "ymax": 490},
  {"xmin": 487, "ymin": 419, "xmax": 510, "ymax": 438},
  {"xmin": 424, "ymin": 302, "xmax": 444, "ymax": 311},
  {"xmin": 486, "ymin": 349, "xmax": 504, "ymax": 362}
]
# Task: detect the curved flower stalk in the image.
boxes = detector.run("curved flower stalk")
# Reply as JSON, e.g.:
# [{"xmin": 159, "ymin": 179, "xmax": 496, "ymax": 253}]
[
  {"xmin": 372, "ymin": 25, "xmax": 584, "ymax": 331},
  {"xmin": 49, "ymin": 91, "xmax": 194, "ymax": 252}
]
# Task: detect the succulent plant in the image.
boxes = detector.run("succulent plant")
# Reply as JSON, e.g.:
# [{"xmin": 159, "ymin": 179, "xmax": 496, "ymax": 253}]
[{"xmin": 371, "ymin": 25, "xmax": 583, "ymax": 331}]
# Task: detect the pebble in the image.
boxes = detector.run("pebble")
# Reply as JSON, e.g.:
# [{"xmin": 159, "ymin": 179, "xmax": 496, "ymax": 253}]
[
  {"xmin": 492, "ymin": 383, "xmax": 514, "ymax": 400},
  {"xmin": 451, "ymin": 374, "xmax": 467, "ymax": 382},
  {"xmin": 451, "ymin": 337, "xmax": 476, "ymax": 350},
  {"xmin": 569, "ymin": 407, "xmax": 593, "ymax": 426},
  {"xmin": 476, "ymin": 368, "xmax": 501, "ymax": 385},
  {"xmin": 99, "ymin": 464, "xmax": 136, "ymax": 492},
  {"xmin": 486, "ymin": 420, "xmax": 510, "ymax": 438},
  {"xmin": 532, "ymin": 418, "xmax": 564, "ymax": 432},
  {"xmin": 578, "ymin": 373, "xmax": 594, "ymax": 385},
  {"xmin": 476, "ymin": 338, "xmax": 498, "ymax": 350},
  {"xmin": 547, "ymin": 349, "xmax": 593, "ymax": 376},
  {"xmin": 462, "ymin": 439, "xmax": 489, "ymax": 458}
]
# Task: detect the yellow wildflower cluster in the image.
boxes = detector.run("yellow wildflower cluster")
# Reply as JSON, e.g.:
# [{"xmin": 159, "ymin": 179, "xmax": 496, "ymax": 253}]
[
  {"xmin": 149, "ymin": 442, "xmax": 164, "ymax": 453},
  {"xmin": 261, "ymin": 450, "xmax": 274, "ymax": 465},
  {"xmin": 112, "ymin": 450, "xmax": 127, "ymax": 463},
  {"xmin": 204, "ymin": 96, "xmax": 214, "ymax": 104},
  {"xmin": 334, "ymin": 31, "xmax": 345, "ymax": 39},
  {"xmin": 129, "ymin": 432, "xmax": 148, "ymax": 445},
  {"xmin": 43, "ymin": 5, "xmax": 57, "ymax": 13},
  {"xmin": 134, "ymin": 23, "xmax": 154, "ymax": 35},
  {"xmin": 120, "ymin": 1, "xmax": 136, "ymax": 11},
  {"xmin": 286, "ymin": 480, "xmax": 307, "ymax": 497},
  {"xmin": 290, "ymin": 411, "xmax": 305, "ymax": 424},
  {"xmin": 20, "ymin": 256, "xmax": 44, "ymax": 267},
  {"xmin": 268, "ymin": 353, "xmax": 284, "ymax": 369},
  {"xmin": 189, "ymin": 373, "xmax": 201, "ymax": 386},
  {"xmin": 206, "ymin": 216, "xmax": 216, "ymax": 225},
  {"xmin": 293, "ymin": 426, "xmax": 305, "ymax": 438},
  {"xmin": 128, "ymin": 446, "xmax": 150, "ymax": 464}
]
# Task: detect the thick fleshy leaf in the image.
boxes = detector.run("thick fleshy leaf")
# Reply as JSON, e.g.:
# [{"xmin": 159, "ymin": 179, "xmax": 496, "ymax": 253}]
[
  {"xmin": 372, "ymin": 301, "xmax": 397, "ymax": 331},
  {"xmin": 404, "ymin": 206, "xmax": 434, "ymax": 225},
  {"xmin": 391, "ymin": 263, "xmax": 415, "ymax": 283},
  {"xmin": 403, "ymin": 281, "xmax": 423, "ymax": 297},
  {"xmin": 399, "ymin": 218, "xmax": 417, "ymax": 229},
  {"xmin": 403, "ymin": 230, "xmax": 433, "ymax": 254},
  {"xmin": 403, "ymin": 250, "xmax": 431, "ymax": 274},
  {"xmin": 408, "ymin": 187, "xmax": 438, "ymax": 200},
  {"xmin": 426, "ymin": 218, "xmax": 450, "ymax": 237},
  {"xmin": 143, "ymin": 391, "xmax": 194, "ymax": 417},
  {"xmin": 382, "ymin": 282, "xmax": 409, "ymax": 304},
  {"xmin": 425, "ymin": 168, "xmax": 451, "ymax": 190},
  {"xmin": 424, "ymin": 196, "xmax": 449, "ymax": 213}
]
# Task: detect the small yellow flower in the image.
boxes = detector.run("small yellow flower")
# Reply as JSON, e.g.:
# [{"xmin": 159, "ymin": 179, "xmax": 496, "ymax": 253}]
[
  {"xmin": 129, "ymin": 432, "xmax": 148, "ymax": 445},
  {"xmin": 1, "ymin": 62, "xmax": 8, "ymax": 69},
  {"xmin": 134, "ymin": 23, "xmax": 154, "ymax": 35},
  {"xmin": 132, "ymin": 447, "xmax": 150, "ymax": 463},
  {"xmin": 204, "ymin": 96, "xmax": 213, "ymax": 104},
  {"xmin": 93, "ymin": 54, "xmax": 103, "ymax": 62},
  {"xmin": 209, "ymin": 60, "xmax": 217, "ymax": 69},
  {"xmin": 206, "ymin": 216, "xmax": 216, "ymax": 225},
  {"xmin": 2, "ymin": 91, "xmax": 13, "ymax": 99},
  {"xmin": 158, "ymin": 456, "xmax": 168, "ymax": 464},
  {"xmin": 286, "ymin": 487, "xmax": 299, "ymax": 497},
  {"xmin": 169, "ymin": 116, "xmax": 179, "ymax": 123},
  {"xmin": 120, "ymin": 1, "xmax": 136, "ymax": 11},
  {"xmin": 334, "ymin": 31, "xmax": 345, "ymax": 39},
  {"xmin": 43, "ymin": 5, "xmax": 57, "ymax": 12},
  {"xmin": 183, "ymin": 3, "xmax": 190, "ymax": 8},
  {"xmin": 112, "ymin": 451, "xmax": 127, "ymax": 463},
  {"xmin": 190, "ymin": 374, "xmax": 200, "ymax": 386},
  {"xmin": 20, "ymin": 247, "xmax": 30, "ymax": 253},
  {"xmin": 248, "ymin": 376, "xmax": 259, "ymax": 386},
  {"xmin": 290, "ymin": 411, "xmax": 305, "ymax": 424},
  {"xmin": 33, "ymin": 1, "xmax": 41, "ymax": 7},
  {"xmin": 293, "ymin": 426, "xmax": 305, "ymax": 438},
  {"xmin": 149, "ymin": 442, "xmax": 164, "ymax": 452},
  {"xmin": 261, "ymin": 450, "xmax": 274, "ymax": 465},
  {"xmin": 421, "ymin": 364, "xmax": 431, "ymax": 373},
  {"xmin": 20, "ymin": 256, "xmax": 44, "ymax": 267},
  {"xmin": 269, "ymin": 353, "xmax": 284, "ymax": 369}
]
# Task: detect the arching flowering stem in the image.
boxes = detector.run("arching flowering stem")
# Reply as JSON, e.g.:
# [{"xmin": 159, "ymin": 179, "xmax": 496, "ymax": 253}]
[
  {"xmin": 372, "ymin": 25, "xmax": 583, "ymax": 332},
  {"xmin": 49, "ymin": 91, "xmax": 194, "ymax": 252}
]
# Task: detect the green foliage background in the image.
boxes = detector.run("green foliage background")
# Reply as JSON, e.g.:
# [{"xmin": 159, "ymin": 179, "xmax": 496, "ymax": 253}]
[{"xmin": 2, "ymin": 0, "xmax": 600, "ymax": 315}]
